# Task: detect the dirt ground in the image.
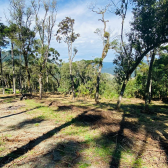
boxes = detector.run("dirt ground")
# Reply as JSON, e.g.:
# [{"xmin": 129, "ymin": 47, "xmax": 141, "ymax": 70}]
[{"xmin": 0, "ymin": 94, "xmax": 168, "ymax": 168}]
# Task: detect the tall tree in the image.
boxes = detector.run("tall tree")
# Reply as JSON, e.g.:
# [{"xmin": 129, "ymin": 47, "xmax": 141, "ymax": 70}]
[
  {"xmin": 5, "ymin": 24, "xmax": 18, "ymax": 94},
  {"xmin": 144, "ymin": 50, "xmax": 155, "ymax": 111},
  {"xmin": 8, "ymin": 0, "xmax": 35, "ymax": 92},
  {"xmin": 56, "ymin": 17, "xmax": 80, "ymax": 100},
  {"xmin": 91, "ymin": 4, "xmax": 112, "ymax": 103},
  {"xmin": 113, "ymin": 0, "xmax": 168, "ymax": 109},
  {"xmin": 32, "ymin": 0, "xmax": 57, "ymax": 99},
  {"xmin": 0, "ymin": 23, "xmax": 9, "ymax": 94}
]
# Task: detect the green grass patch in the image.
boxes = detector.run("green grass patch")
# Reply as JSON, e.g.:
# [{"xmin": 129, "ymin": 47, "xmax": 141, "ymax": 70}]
[
  {"xmin": 0, "ymin": 140, "xmax": 5, "ymax": 146},
  {"xmin": 4, "ymin": 134, "xmax": 12, "ymax": 138},
  {"xmin": 25, "ymin": 100, "xmax": 61, "ymax": 120},
  {"xmin": 61, "ymin": 125, "xmax": 89, "ymax": 136},
  {"xmin": 3, "ymin": 98, "xmax": 15, "ymax": 103},
  {"xmin": 34, "ymin": 123, "xmax": 39, "ymax": 126},
  {"xmin": 33, "ymin": 115, "xmax": 47, "ymax": 120},
  {"xmin": 133, "ymin": 157, "xmax": 143, "ymax": 167},
  {"xmin": 78, "ymin": 162, "xmax": 91, "ymax": 168},
  {"xmin": 0, "ymin": 147, "xmax": 5, "ymax": 152}
]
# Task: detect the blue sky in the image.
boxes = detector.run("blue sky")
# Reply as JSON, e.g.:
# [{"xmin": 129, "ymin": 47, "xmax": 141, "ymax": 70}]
[{"xmin": 0, "ymin": 0, "xmax": 133, "ymax": 62}]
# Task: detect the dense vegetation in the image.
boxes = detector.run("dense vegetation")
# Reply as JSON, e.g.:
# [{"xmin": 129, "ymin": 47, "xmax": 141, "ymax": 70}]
[{"xmin": 0, "ymin": 0, "xmax": 168, "ymax": 110}]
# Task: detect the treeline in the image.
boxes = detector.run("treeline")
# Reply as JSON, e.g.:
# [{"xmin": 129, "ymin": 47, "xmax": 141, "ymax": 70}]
[{"xmin": 0, "ymin": 0, "xmax": 168, "ymax": 111}]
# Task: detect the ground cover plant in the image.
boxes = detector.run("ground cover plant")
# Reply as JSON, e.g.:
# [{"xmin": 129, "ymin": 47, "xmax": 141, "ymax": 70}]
[{"xmin": 0, "ymin": 94, "xmax": 168, "ymax": 168}]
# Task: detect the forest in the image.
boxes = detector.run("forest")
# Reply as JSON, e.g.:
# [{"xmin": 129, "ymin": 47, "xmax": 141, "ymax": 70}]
[{"xmin": 0, "ymin": 0, "xmax": 168, "ymax": 167}]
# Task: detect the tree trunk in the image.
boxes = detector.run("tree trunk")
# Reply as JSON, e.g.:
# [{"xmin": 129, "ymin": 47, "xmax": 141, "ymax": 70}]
[
  {"xmin": 9, "ymin": 74, "xmax": 12, "ymax": 88},
  {"xmin": 0, "ymin": 48, "xmax": 5, "ymax": 94},
  {"xmin": 46, "ymin": 70, "xmax": 49, "ymax": 92},
  {"xmin": 149, "ymin": 79, "xmax": 152, "ymax": 104},
  {"xmin": 24, "ymin": 53, "xmax": 31, "ymax": 92},
  {"xmin": 69, "ymin": 59, "xmax": 75, "ymax": 100},
  {"xmin": 11, "ymin": 43, "xmax": 16, "ymax": 94},
  {"xmin": 70, "ymin": 74, "xmax": 75, "ymax": 99},
  {"xmin": 27, "ymin": 70, "xmax": 31, "ymax": 92},
  {"xmin": 95, "ymin": 64, "xmax": 102, "ymax": 103},
  {"xmin": 19, "ymin": 50, "xmax": 22, "ymax": 92},
  {"xmin": 117, "ymin": 79, "xmax": 128, "ymax": 110},
  {"xmin": 145, "ymin": 52, "xmax": 155, "ymax": 111},
  {"xmin": 39, "ymin": 73, "xmax": 42, "ymax": 100}
]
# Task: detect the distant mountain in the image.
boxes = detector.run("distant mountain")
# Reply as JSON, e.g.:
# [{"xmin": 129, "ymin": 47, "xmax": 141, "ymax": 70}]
[{"xmin": 102, "ymin": 62, "xmax": 115, "ymax": 75}]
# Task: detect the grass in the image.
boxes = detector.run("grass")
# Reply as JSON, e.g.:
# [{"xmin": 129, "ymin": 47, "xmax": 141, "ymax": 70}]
[
  {"xmin": 33, "ymin": 115, "xmax": 47, "ymax": 120},
  {"xmin": 25, "ymin": 100, "xmax": 60, "ymax": 119},
  {"xmin": 5, "ymin": 134, "xmax": 12, "ymax": 137},
  {"xmin": 3, "ymin": 98, "xmax": 15, "ymax": 103},
  {"xmin": 0, "ymin": 140, "xmax": 5, "ymax": 146},
  {"xmin": 78, "ymin": 163, "xmax": 91, "ymax": 168},
  {"xmin": 0, "ymin": 147, "xmax": 5, "ymax": 152},
  {"xmin": 0, "ymin": 95, "xmax": 168, "ymax": 168},
  {"xmin": 34, "ymin": 123, "xmax": 39, "ymax": 126},
  {"xmin": 24, "ymin": 98, "xmax": 168, "ymax": 167}
]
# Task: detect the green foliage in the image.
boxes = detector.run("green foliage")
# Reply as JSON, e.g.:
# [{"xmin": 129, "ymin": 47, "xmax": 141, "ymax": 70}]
[
  {"xmin": 124, "ymin": 79, "xmax": 138, "ymax": 98},
  {"xmin": 58, "ymin": 63, "xmax": 72, "ymax": 93},
  {"xmin": 104, "ymin": 31, "xmax": 110, "ymax": 38},
  {"xmin": 78, "ymin": 84, "xmax": 90, "ymax": 96},
  {"xmin": 100, "ymin": 73, "xmax": 119, "ymax": 99},
  {"xmin": 134, "ymin": 62, "xmax": 149, "ymax": 98},
  {"xmin": 0, "ymin": 23, "xmax": 9, "ymax": 47},
  {"xmin": 93, "ymin": 58, "xmax": 103, "ymax": 65},
  {"xmin": 56, "ymin": 17, "xmax": 80, "ymax": 44},
  {"xmin": 152, "ymin": 48, "xmax": 168, "ymax": 98}
]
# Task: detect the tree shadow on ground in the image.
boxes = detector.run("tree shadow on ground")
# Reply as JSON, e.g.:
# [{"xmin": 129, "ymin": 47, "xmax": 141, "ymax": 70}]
[
  {"xmin": 7, "ymin": 117, "xmax": 46, "ymax": 131},
  {"xmin": 94, "ymin": 102, "xmax": 116, "ymax": 110},
  {"xmin": 0, "ymin": 106, "xmax": 44, "ymax": 119},
  {"xmin": 0, "ymin": 95, "xmax": 21, "ymax": 103},
  {"xmin": 97, "ymin": 111, "xmax": 135, "ymax": 168},
  {"xmin": 118, "ymin": 103, "xmax": 168, "ymax": 167},
  {"xmin": 0, "ymin": 108, "xmax": 103, "ymax": 167},
  {"xmin": 1, "ymin": 100, "xmax": 168, "ymax": 167},
  {"xmin": 17, "ymin": 141, "xmax": 84, "ymax": 168},
  {"xmin": 0, "ymin": 95, "xmax": 20, "ymax": 99},
  {"xmin": 90, "ymin": 101, "xmax": 168, "ymax": 167}
]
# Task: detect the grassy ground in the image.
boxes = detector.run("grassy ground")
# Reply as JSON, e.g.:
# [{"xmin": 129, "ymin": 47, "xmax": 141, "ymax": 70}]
[{"xmin": 0, "ymin": 94, "xmax": 168, "ymax": 168}]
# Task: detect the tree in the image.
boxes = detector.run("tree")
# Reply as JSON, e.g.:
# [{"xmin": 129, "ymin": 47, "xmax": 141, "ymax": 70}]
[
  {"xmin": 152, "ymin": 45, "xmax": 168, "ymax": 99},
  {"xmin": 7, "ymin": 0, "xmax": 36, "ymax": 93},
  {"xmin": 32, "ymin": 0, "xmax": 57, "ymax": 99},
  {"xmin": 144, "ymin": 50, "xmax": 155, "ymax": 111},
  {"xmin": 113, "ymin": 0, "xmax": 168, "ymax": 109},
  {"xmin": 90, "ymin": 4, "xmax": 113, "ymax": 103},
  {"xmin": 0, "ymin": 23, "xmax": 9, "ymax": 94},
  {"xmin": 5, "ymin": 24, "xmax": 18, "ymax": 94},
  {"xmin": 45, "ymin": 47, "xmax": 61, "ymax": 91},
  {"xmin": 56, "ymin": 17, "xmax": 80, "ymax": 100}
]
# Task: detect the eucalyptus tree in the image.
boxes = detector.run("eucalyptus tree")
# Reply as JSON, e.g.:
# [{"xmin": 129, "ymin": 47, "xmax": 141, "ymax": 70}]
[
  {"xmin": 56, "ymin": 17, "xmax": 80, "ymax": 100},
  {"xmin": 0, "ymin": 23, "xmax": 9, "ymax": 94},
  {"xmin": 31, "ymin": 0, "xmax": 57, "ymax": 99},
  {"xmin": 8, "ymin": 0, "xmax": 36, "ymax": 92},
  {"xmin": 5, "ymin": 23, "xmax": 19, "ymax": 94}
]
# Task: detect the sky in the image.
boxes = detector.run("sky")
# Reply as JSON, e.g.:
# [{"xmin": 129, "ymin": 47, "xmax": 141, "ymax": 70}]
[{"xmin": 0, "ymin": 0, "xmax": 133, "ymax": 62}]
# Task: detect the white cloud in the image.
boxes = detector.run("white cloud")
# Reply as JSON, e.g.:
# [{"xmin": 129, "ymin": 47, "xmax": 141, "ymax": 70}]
[{"xmin": 0, "ymin": 0, "xmax": 133, "ymax": 62}]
